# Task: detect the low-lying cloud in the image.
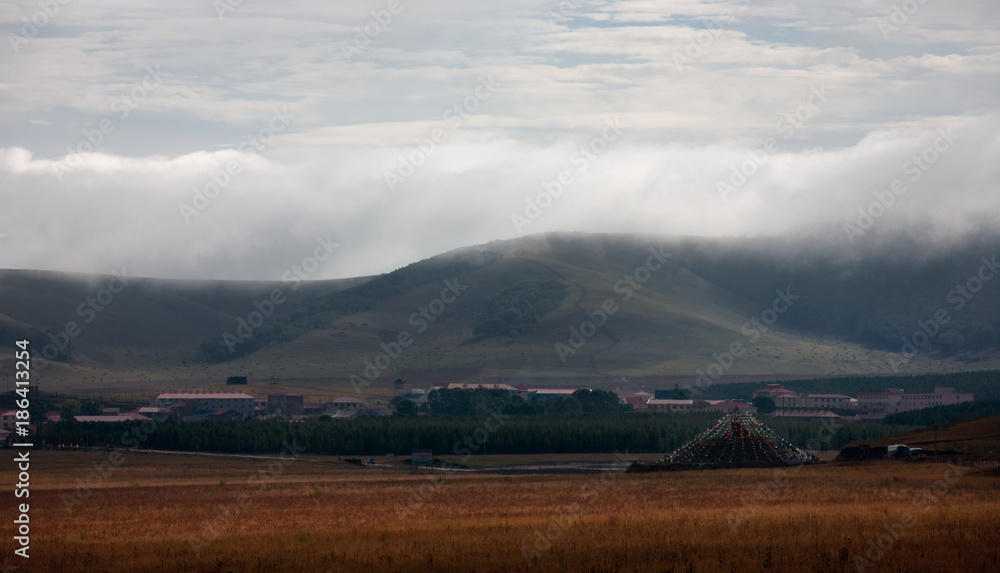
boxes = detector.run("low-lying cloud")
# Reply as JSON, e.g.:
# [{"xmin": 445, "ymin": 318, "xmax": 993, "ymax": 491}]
[{"xmin": 2, "ymin": 0, "xmax": 998, "ymax": 280}]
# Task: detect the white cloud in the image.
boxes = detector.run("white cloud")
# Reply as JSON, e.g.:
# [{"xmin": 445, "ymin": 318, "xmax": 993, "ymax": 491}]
[{"xmin": 0, "ymin": 0, "xmax": 997, "ymax": 279}]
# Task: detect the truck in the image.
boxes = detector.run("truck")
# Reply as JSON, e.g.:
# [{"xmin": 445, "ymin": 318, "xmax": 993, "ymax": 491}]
[{"xmin": 887, "ymin": 444, "xmax": 910, "ymax": 458}]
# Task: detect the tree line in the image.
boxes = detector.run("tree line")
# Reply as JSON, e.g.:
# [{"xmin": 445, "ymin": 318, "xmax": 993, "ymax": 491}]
[
  {"xmin": 39, "ymin": 413, "xmax": 913, "ymax": 456},
  {"xmin": 883, "ymin": 399, "xmax": 1000, "ymax": 427},
  {"xmin": 472, "ymin": 280, "xmax": 568, "ymax": 338},
  {"xmin": 400, "ymin": 387, "xmax": 630, "ymax": 417}
]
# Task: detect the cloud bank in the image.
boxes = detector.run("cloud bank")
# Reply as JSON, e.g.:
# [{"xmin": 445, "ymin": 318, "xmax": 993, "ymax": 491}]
[{"xmin": 1, "ymin": 0, "xmax": 998, "ymax": 279}]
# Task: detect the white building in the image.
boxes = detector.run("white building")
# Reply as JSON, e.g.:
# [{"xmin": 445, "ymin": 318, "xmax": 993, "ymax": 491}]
[
  {"xmin": 802, "ymin": 394, "xmax": 857, "ymax": 410},
  {"xmin": 645, "ymin": 399, "xmax": 756, "ymax": 414}
]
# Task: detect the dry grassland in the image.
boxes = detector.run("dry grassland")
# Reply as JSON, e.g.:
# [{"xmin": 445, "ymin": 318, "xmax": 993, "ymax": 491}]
[{"xmin": 3, "ymin": 452, "xmax": 999, "ymax": 572}]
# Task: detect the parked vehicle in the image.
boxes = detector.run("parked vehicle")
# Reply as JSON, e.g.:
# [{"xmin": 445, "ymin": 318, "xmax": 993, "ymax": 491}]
[{"xmin": 887, "ymin": 444, "xmax": 910, "ymax": 458}]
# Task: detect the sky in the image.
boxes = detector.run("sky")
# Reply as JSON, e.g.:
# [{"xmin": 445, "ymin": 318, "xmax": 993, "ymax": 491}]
[{"xmin": 1, "ymin": 0, "xmax": 998, "ymax": 281}]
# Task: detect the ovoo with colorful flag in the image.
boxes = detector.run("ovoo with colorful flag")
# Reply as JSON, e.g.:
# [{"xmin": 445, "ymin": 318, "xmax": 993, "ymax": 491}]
[{"xmin": 662, "ymin": 407, "xmax": 812, "ymax": 468}]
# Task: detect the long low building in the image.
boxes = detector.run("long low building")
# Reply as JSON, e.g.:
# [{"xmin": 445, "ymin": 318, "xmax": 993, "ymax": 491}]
[
  {"xmin": 752, "ymin": 385, "xmax": 857, "ymax": 409},
  {"xmin": 857, "ymin": 387, "xmax": 974, "ymax": 414},
  {"xmin": 151, "ymin": 392, "xmax": 254, "ymax": 418},
  {"xmin": 769, "ymin": 409, "xmax": 840, "ymax": 420},
  {"xmin": 646, "ymin": 399, "xmax": 757, "ymax": 414}
]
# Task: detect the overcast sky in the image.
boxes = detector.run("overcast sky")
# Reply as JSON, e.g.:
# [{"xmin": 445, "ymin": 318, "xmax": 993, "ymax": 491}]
[{"xmin": 1, "ymin": 0, "xmax": 998, "ymax": 280}]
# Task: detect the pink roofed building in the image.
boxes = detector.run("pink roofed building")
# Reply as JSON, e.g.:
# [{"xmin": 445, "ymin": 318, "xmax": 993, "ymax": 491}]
[
  {"xmin": 751, "ymin": 384, "xmax": 802, "ymax": 408},
  {"xmin": 802, "ymin": 394, "xmax": 857, "ymax": 409},
  {"xmin": 857, "ymin": 387, "xmax": 973, "ymax": 414}
]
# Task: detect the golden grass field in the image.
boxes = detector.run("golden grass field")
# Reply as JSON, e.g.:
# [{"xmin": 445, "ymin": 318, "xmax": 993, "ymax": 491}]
[{"xmin": 3, "ymin": 451, "xmax": 999, "ymax": 572}]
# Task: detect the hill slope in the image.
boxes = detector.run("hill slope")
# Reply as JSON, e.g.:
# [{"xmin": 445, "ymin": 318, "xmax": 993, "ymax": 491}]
[
  {"xmin": 842, "ymin": 415, "xmax": 1000, "ymax": 456},
  {"xmin": 2, "ymin": 231, "xmax": 999, "ymax": 393}
]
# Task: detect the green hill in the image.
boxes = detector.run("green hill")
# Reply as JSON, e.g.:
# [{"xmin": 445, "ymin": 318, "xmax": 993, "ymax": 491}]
[{"xmin": 1, "ymin": 232, "xmax": 998, "ymax": 396}]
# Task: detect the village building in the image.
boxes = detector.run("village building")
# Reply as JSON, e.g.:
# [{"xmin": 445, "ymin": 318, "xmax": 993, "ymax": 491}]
[
  {"xmin": 150, "ymin": 392, "xmax": 254, "ymax": 418},
  {"xmin": 857, "ymin": 387, "xmax": 973, "ymax": 414},
  {"xmin": 617, "ymin": 390, "xmax": 653, "ymax": 412},
  {"xmin": 769, "ymin": 409, "xmax": 841, "ymax": 420},
  {"xmin": 801, "ymin": 393, "xmax": 857, "ymax": 409},
  {"xmin": 267, "ymin": 392, "xmax": 304, "ymax": 416},
  {"xmin": 524, "ymin": 387, "xmax": 579, "ymax": 401},
  {"xmin": 0, "ymin": 410, "xmax": 19, "ymax": 430},
  {"xmin": 645, "ymin": 399, "xmax": 757, "ymax": 414},
  {"xmin": 751, "ymin": 384, "xmax": 803, "ymax": 408},
  {"xmin": 434, "ymin": 383, "xmax": 519, "ymax": 394},
  {"xmin": 135, "ymin": 406, "xmax": 172, "ymax": 421},
  {"xmin": 326, "ymin": 397, "xmax": 366, "ymax": 411}
]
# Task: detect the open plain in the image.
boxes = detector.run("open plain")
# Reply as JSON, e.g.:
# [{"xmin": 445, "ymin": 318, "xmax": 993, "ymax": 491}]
[{"xmin": 4, "ymin": 451, "xmax": 999, "ymax": 572}]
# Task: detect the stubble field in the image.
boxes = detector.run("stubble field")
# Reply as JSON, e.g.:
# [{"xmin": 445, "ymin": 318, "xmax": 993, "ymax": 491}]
[{"xmin": 3, "ymin": 451, "xmax": 999, "ymax": 572}]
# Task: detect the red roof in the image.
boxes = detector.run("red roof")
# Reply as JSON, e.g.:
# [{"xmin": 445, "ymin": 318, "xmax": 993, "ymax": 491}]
[{"xmin": 157, "ymin": 393, "xmax": 253, "ymax": 400}]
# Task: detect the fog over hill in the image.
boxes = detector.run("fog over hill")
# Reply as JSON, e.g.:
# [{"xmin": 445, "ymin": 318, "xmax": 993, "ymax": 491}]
[
  {"xmin": 2, "ymin": 230, "xmax": 997, "ymax": 391},
  {"xmin": 3, "ymin": 1, "xmax": 998, "ymax": 396}
]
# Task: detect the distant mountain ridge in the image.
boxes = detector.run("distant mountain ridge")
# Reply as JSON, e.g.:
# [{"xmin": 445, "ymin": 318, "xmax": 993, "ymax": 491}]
[{"xmin": 1, "ymin": 231, "xmax": 998, "ymax": 390}]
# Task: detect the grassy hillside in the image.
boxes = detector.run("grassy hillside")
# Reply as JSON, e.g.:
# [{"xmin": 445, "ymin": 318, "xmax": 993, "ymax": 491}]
[
  {"xmin": 844, "ymin": 415, "xmax": 1000, "ymax": 455},
  {"xmin": 2, "ymin": 232, "xmax": 999, "ymax": 394}
]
